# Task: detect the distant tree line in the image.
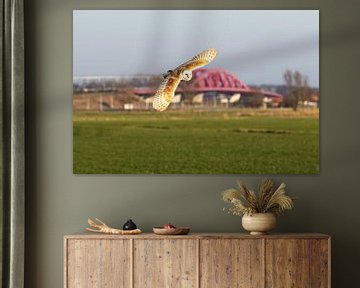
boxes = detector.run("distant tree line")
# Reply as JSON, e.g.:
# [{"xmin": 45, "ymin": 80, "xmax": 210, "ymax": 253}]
[
  {"xmin": 73, "ymin": 71, "xmax": 318, "ymax": 110},
  {"xmin": 73, "ymin": 75, "xmax": 162, "ymax": 93},
  {"xmin": 283, "ymin": 70, "xmax": 313, "ymax": 111}
]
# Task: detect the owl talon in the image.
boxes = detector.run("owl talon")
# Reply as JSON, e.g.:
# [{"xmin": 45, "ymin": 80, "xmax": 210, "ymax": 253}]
[{"xmin": 163, "ymin": 70, "xmax": 173, "ymax": 79}]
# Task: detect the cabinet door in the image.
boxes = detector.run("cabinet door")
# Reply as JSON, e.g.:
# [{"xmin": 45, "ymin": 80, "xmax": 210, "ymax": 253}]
[
  {"xmin": 134, "ymin": 239, "xmax": 198, "ymax": 288},
  {"xmin": 266, "ymin": 239, "xmax": 310, "ymax": 287},
  {"xmin": 309, "ymin": 239, "xmax": 330, "ymax": 288},
  {"xmin": 66, "ymin": 239, "xmax": 131, "ymax": 288},
  {"xmin": 200, "ymin": 239, "xmax": 264, "ymax": 288}
]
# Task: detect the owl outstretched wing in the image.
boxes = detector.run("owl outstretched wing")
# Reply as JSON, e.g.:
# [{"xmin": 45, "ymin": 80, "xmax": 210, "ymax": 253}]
[
  {"xmin": 174, "ymin": 48, "xmax": 218, "ymax": 72},
  {"xmin": 152, "ymin": 48, "xmax": 217, "ymax": 112},
  {"xmin": 152, "ymin": 75, "xmax": 181, "ymax": 112}
]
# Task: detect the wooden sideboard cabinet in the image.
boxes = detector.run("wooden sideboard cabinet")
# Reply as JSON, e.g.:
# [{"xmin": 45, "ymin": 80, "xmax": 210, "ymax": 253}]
[{"xmin": 64, "ymin": 233, "xmax": 330, "ymax": 288}]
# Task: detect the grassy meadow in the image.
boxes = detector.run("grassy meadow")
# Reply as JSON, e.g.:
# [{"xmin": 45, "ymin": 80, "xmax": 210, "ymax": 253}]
[{"xmin": 73, "ymin": 109, "xmax": 319, "ymax": 174}]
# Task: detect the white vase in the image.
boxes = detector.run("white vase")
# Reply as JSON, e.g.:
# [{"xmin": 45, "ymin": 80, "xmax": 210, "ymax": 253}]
[{"xmin": 242, "ymin": 213, "xmax": 276, "ymax": 235}]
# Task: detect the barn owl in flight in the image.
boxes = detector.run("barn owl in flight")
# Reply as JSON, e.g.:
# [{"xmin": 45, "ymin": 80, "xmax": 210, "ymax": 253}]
[{"xmin": 152, "ymin": 48, "xmax": 218, "ymax": 112}]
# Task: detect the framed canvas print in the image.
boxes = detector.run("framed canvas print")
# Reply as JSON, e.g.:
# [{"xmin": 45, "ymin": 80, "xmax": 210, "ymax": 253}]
[{"xmin": 73, "ymin": 10, "xmax": 319, "ymax": 174}]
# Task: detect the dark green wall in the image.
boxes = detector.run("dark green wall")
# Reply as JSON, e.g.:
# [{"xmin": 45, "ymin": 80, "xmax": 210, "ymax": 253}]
[{"xmin": 24, "ymin": 1, "xmax": 360, "ymax": 287}]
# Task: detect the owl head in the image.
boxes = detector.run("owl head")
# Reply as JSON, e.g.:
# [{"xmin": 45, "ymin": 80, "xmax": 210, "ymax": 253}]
[{"xmin": 180, "ymin": 70, "xmax": 192, "ymax": 81}]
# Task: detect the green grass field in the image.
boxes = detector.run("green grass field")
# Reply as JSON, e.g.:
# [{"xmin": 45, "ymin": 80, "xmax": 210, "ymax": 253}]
[{"xmin": 73, "ymin": 109, "xmax": 319, "ymax": 174}]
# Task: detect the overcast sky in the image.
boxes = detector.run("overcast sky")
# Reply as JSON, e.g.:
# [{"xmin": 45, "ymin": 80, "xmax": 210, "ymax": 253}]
[{"xmin": 73, "ymin": 10, "xmax": 319, "ymax": 86}]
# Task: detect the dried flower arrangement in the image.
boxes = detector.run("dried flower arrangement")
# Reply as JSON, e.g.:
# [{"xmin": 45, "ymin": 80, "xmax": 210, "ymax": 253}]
[{"xmin": 222, "ymin": 179, "xmax": 294, "ymax": 216}]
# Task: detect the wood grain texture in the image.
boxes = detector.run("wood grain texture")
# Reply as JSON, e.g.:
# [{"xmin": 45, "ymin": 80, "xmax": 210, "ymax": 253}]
[
  {"xmin": 133, "ymin": 239, "xmax": 197, "ymax": 288},
  {"xmin": 310, "ymin": 239, "xmax": 330, "ymax": 288},
  {"xmin": 64, "ymin": 234, "xmax": 330, "ymax": 288},
  {"xmin": 66, "ymin": 239, "xmax": 131, "ymax": 288},
  {"xmin": 265, "ymin": 239, "xmax": 310, "ymax": 288},
  {"xmin": 200, "ymin": 239, "xmax": 264, "ymax": 288},
  {"xmin": 65, "ymin": 233, "xmax": 330, "ymax": 240}
]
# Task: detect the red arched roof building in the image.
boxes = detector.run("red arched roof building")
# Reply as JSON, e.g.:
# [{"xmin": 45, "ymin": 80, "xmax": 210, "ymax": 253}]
[
  {"xmin": 189, "ymin": 68, "xmax": 252, "ymax": 93},
  {"xmin": 133, "ymin": 68, "xmax": 283, "ymax": 103}
]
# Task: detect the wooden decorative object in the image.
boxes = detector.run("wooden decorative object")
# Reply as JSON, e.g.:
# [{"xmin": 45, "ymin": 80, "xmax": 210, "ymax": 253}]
[
  {"xmin": 86, "ymin": 218, "xmax": 141, "ymax": 235},
  {"xmin": 64, "ymin": 233, "xmax": 331, "ymax": 288},
  {"xmin": 153, "ymin": 227, "xmax": 190, "ymax": 235}
]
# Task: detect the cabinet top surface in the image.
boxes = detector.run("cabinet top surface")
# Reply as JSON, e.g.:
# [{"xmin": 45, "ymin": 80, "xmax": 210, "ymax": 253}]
[{"xmin": 64, "ymin": 232, "xmax": 330, "ymax": 240}]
